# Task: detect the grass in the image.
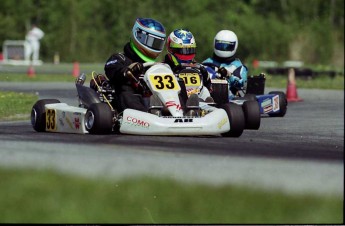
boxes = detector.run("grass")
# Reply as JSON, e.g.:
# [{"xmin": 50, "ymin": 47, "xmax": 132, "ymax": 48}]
[
  {"xmin": 0, "ymin": 91, "xmax": 38, "ymax": 121},
  {"xmin": 0, "ymin": 73, "xmax": 78, "ymax": 82},
  {"xmin": 0, "ymin": 167, "xmax": 342, "ymax": 224},
  {"xmin": 264, "ymin": 74, "xmax": 344, "ymax": 90}
]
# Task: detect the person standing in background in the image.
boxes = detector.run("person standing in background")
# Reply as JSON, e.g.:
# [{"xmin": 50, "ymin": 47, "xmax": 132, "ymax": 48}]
[{"xmin": 25, "ymin": 23, "xmax": 44, "ymax": 63}]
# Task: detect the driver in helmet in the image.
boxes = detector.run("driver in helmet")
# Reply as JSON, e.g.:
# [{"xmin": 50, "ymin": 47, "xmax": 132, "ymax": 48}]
[
  {"xmin": 203, "ymin": 30, "xmax": 248, "ymax": 100},
  {"xmin": 102, "ymin": 18, "xmax": 166, "ymax": 112},
  {"xmin": 163, "ymin": 28, "xmax": 212, "ymax": 102}
]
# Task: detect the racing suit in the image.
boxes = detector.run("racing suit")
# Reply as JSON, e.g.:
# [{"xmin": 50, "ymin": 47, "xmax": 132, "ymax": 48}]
[
  {"xmin": 104, "ymin": 42, "xmax": 148, "ymax": 112},
  {"xmin": 163, "ymin": 54, "xmax": 212, "ymax": 101},
  {"xmin": 203, "ymin": 54, "xmax": 248, "ymax": 100}
]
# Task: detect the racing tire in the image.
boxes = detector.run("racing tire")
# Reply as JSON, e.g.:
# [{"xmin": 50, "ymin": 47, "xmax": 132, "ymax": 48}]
[
  {"xmin": 210, "ymin": 82, "xmax": 229, "ymax": 106},
  {"xmin": 242, "ymin": 100, "xmax": 261, "ymax": 130},
  {"xmin": 268, "ymin": 91, "xmax": 287, "ymax": 117},
  {"xmin": 185, "ymin": 94, "xmax": 200, "ymax": 116},
  {"xmin": 85, "ymin": 103, "xmax": 113, "ymax": 134},
  {"xmin": 178, "ymin": 78, "xmax": 188, "ymax": 111},
  {"xmin": 31, "ymin": 99, "xmax": 61, "ymax": 132},
  {"xmin": 221, "ymin": 103, "xmax": 245, "ymax": 137}
]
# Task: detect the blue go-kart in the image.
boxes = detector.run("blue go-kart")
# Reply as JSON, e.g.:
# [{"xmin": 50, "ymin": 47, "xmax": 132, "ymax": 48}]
[{"xmin": 204, "ymin": 64, "xmax": 287, "ymax": 117}]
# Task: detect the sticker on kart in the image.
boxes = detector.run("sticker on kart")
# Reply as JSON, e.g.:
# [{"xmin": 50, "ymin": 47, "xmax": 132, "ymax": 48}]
[
  {"xmin": 148, "ymin": 74, "xmax": 179, "ymax": 91},
  {"xmin": 179, "ymin": 73, "xmax": 201, "ymax": 87},
  {"xmin": 179, "ymin": 72, "xmax": 201, "ymax": 96},
  {"xmin": 46, "ymin": 109, "xmax": 57, "ymax": 131}
]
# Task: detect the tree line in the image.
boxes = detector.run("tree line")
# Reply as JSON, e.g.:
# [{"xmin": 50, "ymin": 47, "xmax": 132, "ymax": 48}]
[{"xmin": 0, "ymin": 0, "xmax": 343, "ymax": 67}]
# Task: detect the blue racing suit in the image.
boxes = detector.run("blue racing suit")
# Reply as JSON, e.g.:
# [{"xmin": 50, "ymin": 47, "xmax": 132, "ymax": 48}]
[{"xmin": 203, "ymin": 54, "xmax": 248, "ymax": 100}]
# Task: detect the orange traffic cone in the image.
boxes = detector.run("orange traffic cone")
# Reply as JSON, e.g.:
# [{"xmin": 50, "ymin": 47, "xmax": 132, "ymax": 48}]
[
  {"xmin": 27, "ymin": 65, "xmax": 35, "ymax": 78},
  {"xmin": 286, "ymin": 68, "xmax": 303, "ymax": 102},
  {"xmin": 72, "ymin": 61, "xmax": 80, "ymax": 77}
]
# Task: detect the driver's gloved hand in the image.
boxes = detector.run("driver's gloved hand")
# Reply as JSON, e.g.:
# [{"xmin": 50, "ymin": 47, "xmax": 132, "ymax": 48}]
[
  {"xmin": 90, "ymin": 74, "xmax": 108, "ymax": 91},
  {"xmin": 218, "ymin": 67, "xmax": 228, "ymax": 79},
  {"xmin": 126, "ymin": 62, "xmax": 144, "ymax": 79}
]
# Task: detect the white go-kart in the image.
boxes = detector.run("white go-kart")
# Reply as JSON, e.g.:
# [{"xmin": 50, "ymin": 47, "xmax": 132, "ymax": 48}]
[{"xmin": 31, "ymin": 63, "xmax": 246, "ymax": 137}]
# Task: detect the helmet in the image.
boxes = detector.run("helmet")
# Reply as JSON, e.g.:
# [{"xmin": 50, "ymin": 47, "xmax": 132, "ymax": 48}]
[
  {"xmin": 131, "ymin": 18, "xmax": 166, "ymax": 62},
  {"xmin": 167, "ymin": 29, "xmax": 196, "ymax": 64},
  {"xmin": 213, "ymin": 30, "xmax": 238, "ymax": 58}
]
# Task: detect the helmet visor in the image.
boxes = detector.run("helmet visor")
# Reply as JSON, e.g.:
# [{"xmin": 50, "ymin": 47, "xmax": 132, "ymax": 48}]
[
  {"xmin": 170, "ymin": 47, "xmax": 196, "ymax": 55},
  {"xmin": 136, "ymin": 28, "xmax": 165, "ymax": 51},
  {"xmin": 215, "ymin": 40, "xmax": 236, "ymax": 51}
]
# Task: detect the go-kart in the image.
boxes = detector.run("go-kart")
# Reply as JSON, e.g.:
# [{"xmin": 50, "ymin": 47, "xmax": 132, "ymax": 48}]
[
  {"xmin": 203, "ymin": 63, "xmax": 287, "ymax": 117},
  {"xmin": 31, "ymin": 62, "xmax": 247, "ymax": 137},
  {"xmin": 176, "ymin": 63, "xmax": 261, "ymax": 130}
]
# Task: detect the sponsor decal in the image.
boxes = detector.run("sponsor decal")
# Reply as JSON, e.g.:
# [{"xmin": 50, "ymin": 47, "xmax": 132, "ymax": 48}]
[
  {"xmin": 273, "ymin": 95, "xmax": 280, "ymax": 111},
  {"xmin": 264, "ymin": 105, "xmax": 273, "ymax": 113},
  {"xmin": 73, "ymin": 112, "xmax": 81, "ymax": 116},
  {"xmin": 186, "ymin": 88, "xmax": 200, "ymax": 96},
  {"xmin": 125, "ymin": 116, "xmax": 150, "ymax": 128},
  {"xmin": 65, "ymin": 117, "xmax": 74, "ymax": 129},
  {"xmin": 166, "ymin": 101, "xmax": 182, "ymax": 110},
  {"xmin": 218, "ymin": 117, "xmax": 228, "ymax": 129},
  {"xmin": 73, "ymin": 117, "xmax": 80, "ymax": 130},
  {"xmin": 174, "ymin": 118, "xmax": 193, "ymax": 123},
  {"xmin": 261, "ymin": 98, "xmax": 271, "ymax": 108},
  {"xmin": 106, "ymin": 59, "xmax": 117, "ymax": 66}
]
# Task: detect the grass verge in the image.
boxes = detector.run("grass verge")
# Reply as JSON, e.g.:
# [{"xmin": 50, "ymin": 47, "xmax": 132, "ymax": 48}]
[
  {"xmin": 264, "ymin": 74, "xmax": 344, "ymax": 90},
  {"xmin": 0, "ymin": 73, "xmax": 82, "ymax": 83},
  {"xmin": 0, "ymin": 167, "xmax": 342, "ymax": 224},
  {"xmin": 0, "ymin": 91, "xmax": 38, "ymax": 121}
]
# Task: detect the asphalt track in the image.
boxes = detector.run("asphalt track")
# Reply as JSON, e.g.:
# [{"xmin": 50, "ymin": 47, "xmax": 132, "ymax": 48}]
[{"xmin": 0, "ymin": 82, "xmax": 344, "ymax": 196}]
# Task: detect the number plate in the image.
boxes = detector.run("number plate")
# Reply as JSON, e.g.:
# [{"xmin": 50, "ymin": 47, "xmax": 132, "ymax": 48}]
[
  {"xmin": 179, "ymin": 73, "xmax": 201, "ymax": 87},
  {"xmin": 148, "ymin": 74, "xmax": 179, "ymax": 91},
  {"xmin": 46, "ymin": 109, "xmax": 57, "ymax": 131}
]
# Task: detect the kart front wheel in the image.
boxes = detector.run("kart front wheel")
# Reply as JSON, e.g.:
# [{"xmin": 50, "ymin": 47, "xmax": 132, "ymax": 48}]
[
  {"xmin": 211, "ymin": 82, "xmax": 229, "ymax": 106},
  {"xmin": 268, "ymin": 91, "xmax": 287, "ymax": 117},
  {"xmin": 85, "ymin": 103, "xmax": 113, "ymax": 134},
  {"xmin": 221, "ymin": 103, "xmax": 245, "ymax": 137},
  {"xmin": 242, "ymin": 100, "xmax": 261, "ymax": 130},
  {"xmin": 31, "ymin": 99, "xmax": 61, "ymax": 132}
]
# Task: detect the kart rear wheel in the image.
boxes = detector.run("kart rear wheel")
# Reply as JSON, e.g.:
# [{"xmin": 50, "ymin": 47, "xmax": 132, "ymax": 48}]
[
  {"xmin": 31, "ymin": 99, "xmax": 61, "ymax": 132},
  {"xmin": 85, "ymin": 103, "xmax": 113, "ymax": 134},
  {"xmin": 268, "ymin": 91, "xmax": 287, "ymax": 117},
  {"xmin": 221, "ymin": 103, "xmax": 245, "ymax": 137},
  {"xmin": 242, "ymin": 100, "xmax": 261, "ymax": 130}
]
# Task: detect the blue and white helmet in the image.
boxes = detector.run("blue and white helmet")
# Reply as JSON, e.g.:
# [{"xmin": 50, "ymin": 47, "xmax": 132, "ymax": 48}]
[
  {"xmin": 214, "ymin": 30, "xmax": 238, "ymax": 58},
  {"xmin": 131, "ymin": 18, "xmax": 166, "ymax": 62}
]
